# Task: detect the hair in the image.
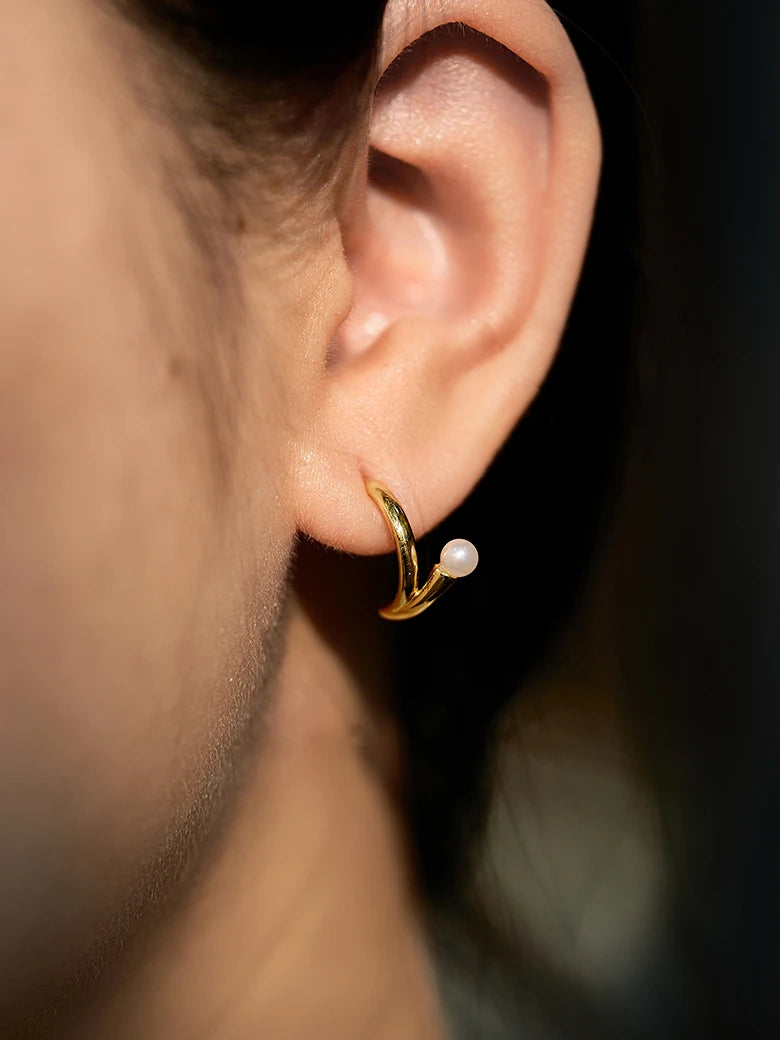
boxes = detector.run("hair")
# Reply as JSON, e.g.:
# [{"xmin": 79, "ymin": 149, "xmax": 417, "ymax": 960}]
[{"xmin": 107, "ymin": 0, "xmax": 386, "ymax": 233}]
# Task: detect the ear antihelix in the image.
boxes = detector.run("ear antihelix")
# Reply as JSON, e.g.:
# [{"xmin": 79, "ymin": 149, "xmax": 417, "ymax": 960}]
[{"xmin": 365, "ymin": 479, "xmax": 477, "ymax": 620}]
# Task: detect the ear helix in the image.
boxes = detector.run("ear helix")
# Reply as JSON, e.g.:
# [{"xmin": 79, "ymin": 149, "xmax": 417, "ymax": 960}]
[{"xmin": 365, "ymin": 479, "xmax": 478, "ymax": 620}]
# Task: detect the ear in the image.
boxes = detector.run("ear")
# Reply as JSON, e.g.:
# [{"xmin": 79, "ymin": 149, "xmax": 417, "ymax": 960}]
[{"xmin": 292, "ymin": 0, "xmax": 601, "ymax": 554}]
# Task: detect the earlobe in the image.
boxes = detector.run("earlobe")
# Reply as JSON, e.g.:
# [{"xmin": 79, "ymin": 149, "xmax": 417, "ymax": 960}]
[{"xmin": 292, "ymin": 0, "xmax": 601, "ymax": 556}]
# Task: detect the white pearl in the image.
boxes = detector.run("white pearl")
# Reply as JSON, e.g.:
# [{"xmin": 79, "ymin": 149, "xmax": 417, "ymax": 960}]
[{"xmin": 439, "ymin": 538, "xmax": 479, "ymax": 578}]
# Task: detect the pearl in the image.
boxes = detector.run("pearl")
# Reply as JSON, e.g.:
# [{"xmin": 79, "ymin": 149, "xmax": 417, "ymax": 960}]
[{"xmin": 439, "ymin": 538, "xmax": 479, "ymax": 578}]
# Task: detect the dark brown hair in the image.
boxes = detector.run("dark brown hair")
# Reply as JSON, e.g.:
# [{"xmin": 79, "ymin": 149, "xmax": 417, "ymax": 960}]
[{"xmin": 109, "ymin": 0, "xmax": 387, "ymax": 213}]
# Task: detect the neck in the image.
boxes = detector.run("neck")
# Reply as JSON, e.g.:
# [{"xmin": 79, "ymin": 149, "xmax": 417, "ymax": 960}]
[{"xmin": 64, "ymin": 554, "xmax": 447, "ymax": 1040}]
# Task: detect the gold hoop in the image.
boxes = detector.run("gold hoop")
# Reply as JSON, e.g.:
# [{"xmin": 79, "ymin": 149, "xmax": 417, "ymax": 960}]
[{"xmin": 365, "ymin": 480, "xmax": 478, "ymax": 620}]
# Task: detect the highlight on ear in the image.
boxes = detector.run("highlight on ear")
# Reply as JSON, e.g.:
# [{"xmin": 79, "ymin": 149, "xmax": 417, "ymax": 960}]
[
  {"xmin": 336, "ymin": 24, "xmax": 551, "ymax": 366},
  {"xmin": 291, "ymin": 0, "xmax": 601, "ymax": 557}
]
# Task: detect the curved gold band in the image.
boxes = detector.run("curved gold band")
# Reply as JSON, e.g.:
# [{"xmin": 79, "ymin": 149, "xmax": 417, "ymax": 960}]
[{"xmin": 366, "ymin": 480, "xmax": 460, "ymax": 620}]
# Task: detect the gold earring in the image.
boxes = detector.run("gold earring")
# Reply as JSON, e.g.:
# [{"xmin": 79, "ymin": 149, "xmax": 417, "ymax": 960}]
[{"xmin": 366, "ymin": 479, "xmax": 478, "ymax": 620}]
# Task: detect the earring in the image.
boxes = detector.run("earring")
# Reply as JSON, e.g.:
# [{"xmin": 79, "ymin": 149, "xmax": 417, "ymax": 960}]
[{"xmin": 366, "ymin": 479, "xmax": 478, "ymax": 620}]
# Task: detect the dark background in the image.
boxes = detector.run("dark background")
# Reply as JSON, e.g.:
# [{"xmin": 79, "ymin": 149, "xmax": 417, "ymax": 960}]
[{"xmin": 395, "ymin": 2, "xmax": 780, "ymax": 1036}]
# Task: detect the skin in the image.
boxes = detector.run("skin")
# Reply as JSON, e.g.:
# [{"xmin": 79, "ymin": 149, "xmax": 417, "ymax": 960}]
[
  {"xmin": 0, "ymin": 0, "xmax": 600, "ymax": 1035},
  {"xmin": 0, "ymin": 0, "xmax": 296, "ymax": 1024}
]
